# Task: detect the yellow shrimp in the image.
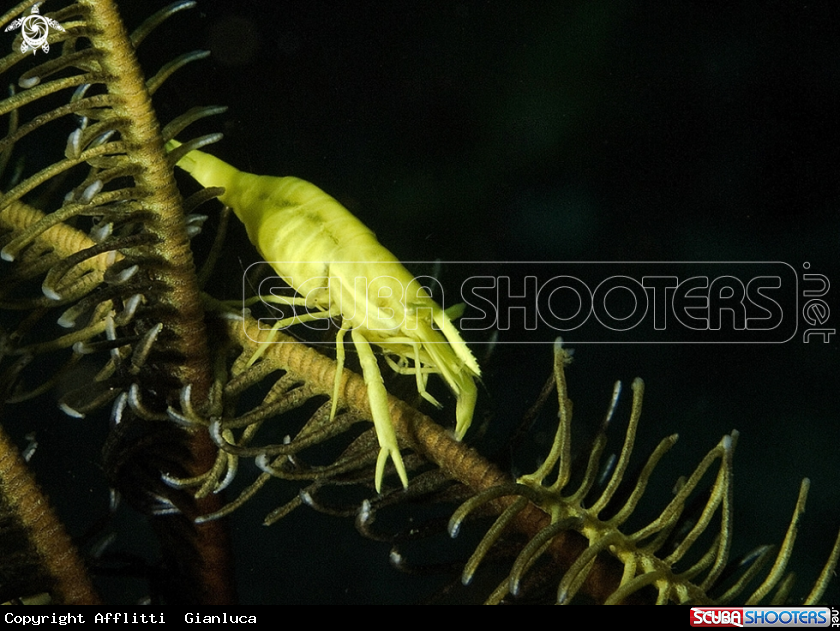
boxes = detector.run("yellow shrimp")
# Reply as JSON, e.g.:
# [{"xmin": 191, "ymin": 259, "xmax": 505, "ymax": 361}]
[{"xmin": 166, "ymin": 140, "xmax": 480, "ymax": 492}]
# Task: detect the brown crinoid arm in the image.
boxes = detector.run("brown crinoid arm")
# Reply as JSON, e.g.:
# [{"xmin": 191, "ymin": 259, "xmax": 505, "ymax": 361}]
[
  {"xmin": 0, "ymin": 0, "xmax": 233, "ymax": 604},
  {"xmin": 0, "ymin": 421, "xmax": 102, "ymax": 605},
  {"xmin": 75, "ymin": 0, "xmax": 233, "ymax": 604},
  {"xmin": 77, "ymin": 0, "xmax": 211, "ymax": 396}
]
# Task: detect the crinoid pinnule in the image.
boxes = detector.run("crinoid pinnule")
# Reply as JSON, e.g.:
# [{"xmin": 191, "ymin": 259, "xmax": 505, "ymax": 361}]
[{"xmin": 449, "ymin": 339, "xmax": 840, "ymax": 604}]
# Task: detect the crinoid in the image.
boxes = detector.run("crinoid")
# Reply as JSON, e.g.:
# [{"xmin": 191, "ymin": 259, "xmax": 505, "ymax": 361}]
[
  {"xmin": 0, "ymin": 0, "xmax": 837, "ymax": 607},
  {"xmin": 0, "ymin": 0, "xmax": 493, "ymax": 604},
  {"xmin": 447, "ymin": 340, "xmax": 840, "ymax": 604},
  {"xmin": 0, "ymin": 0, "xmax": 233, "ymax": 603}
]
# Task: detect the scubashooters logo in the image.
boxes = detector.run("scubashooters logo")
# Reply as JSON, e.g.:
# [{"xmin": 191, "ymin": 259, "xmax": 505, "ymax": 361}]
[
  {"xmin": 455, "ymin": 261, "xmax": 796, "ymax": 343},
  {"xmin": 690, "ymin": 606, "xmax": 831, "ymax": 627},
  {"xmin": 251, "ymin": 261, "xmax": 800, "ymax": 344},
  {"xmin": 4, "ymin": 2, "xmax": 65, "ymax": 55}
]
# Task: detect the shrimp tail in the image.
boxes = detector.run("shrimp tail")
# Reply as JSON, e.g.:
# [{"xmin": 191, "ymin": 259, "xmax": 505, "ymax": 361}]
[
  {"xmin": 165, "ymin": 139, "xmax": 268, "ymax": 236},
  {"xmin": 165, "ymin": 139, "xmax": 241, "ymax": 193}
]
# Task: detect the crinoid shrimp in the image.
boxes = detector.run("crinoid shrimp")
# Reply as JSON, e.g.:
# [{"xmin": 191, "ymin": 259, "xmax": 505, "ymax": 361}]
[{"xmin": 166, "ymin": 140, "xmax": 480, "ymax": 491}]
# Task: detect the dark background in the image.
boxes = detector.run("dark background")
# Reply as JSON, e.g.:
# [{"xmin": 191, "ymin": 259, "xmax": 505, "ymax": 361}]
[{"xmin": 6, "ymin": 0, "xmax": 838, "ymax": 604}]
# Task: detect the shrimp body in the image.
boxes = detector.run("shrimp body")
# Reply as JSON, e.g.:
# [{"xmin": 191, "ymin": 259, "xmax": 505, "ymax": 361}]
[{"xmin": 167, "ymin": 141, "xmax": 480, "ymax": 491}]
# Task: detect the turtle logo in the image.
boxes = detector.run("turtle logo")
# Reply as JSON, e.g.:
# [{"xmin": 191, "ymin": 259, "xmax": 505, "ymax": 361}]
[{"xmin": 5, "ymin": 3, "xmax": 65, "ymax": 55}]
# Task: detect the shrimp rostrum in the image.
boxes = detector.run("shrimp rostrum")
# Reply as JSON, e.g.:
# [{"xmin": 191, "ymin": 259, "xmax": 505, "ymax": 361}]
[{"xmin": 166, "ymin": 140, "xmax": 480, "ymax": 491}]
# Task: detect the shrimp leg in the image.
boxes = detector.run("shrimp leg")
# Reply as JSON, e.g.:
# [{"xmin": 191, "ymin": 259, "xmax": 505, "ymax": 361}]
[
  {"xmin": 351, "ymin": 328, "xmax": 409, "ymax": 492},
  {"xmin": 246, "ymin": 305, "xmax": 338, "ymax": 367},
  {"xmin": 382, "ymin": 347, "xmax": 443, "ymax": 409},
  {"xmin": 330, "ymin": 319, "xmax": 352, "ymax": 422}
]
